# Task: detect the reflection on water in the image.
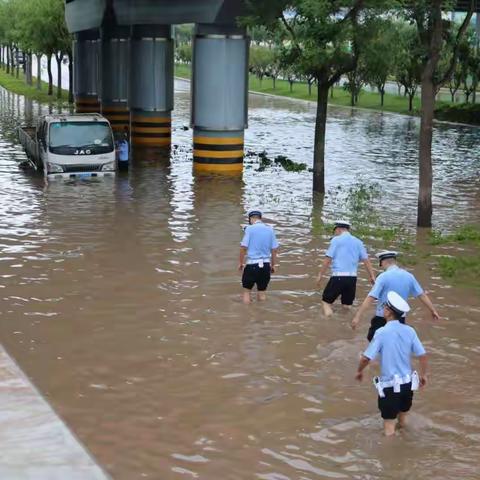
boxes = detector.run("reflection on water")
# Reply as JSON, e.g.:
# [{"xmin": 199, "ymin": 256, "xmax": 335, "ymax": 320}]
[{"xmin": 0, "ymin": 83, "xmax": 479, "ymax": 479}]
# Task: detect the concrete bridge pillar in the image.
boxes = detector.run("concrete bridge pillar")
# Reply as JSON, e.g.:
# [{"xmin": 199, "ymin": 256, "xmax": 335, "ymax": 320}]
[
  {"xmin": 73, "ymin": 29, "xmax": 100, "ymax": 113},
  {"xmin": 130, "ymin": 25, "xmax": 174, "ymax": 148},
  {"xmin": 100, "ymin": 25, "xmax": 130, "ymax": 133},
  {"xmin": 191, "ymin": 24, "xmax": 249, "ymax": 174}
]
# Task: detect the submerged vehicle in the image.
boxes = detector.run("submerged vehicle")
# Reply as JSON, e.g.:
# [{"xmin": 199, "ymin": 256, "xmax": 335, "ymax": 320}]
[{"xmin": 18, "ymin": 114, "xmax": 116, "ymax": 179}]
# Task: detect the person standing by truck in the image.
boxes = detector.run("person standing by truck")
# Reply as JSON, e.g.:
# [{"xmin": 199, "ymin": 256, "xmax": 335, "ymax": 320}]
[{"xmin": 117, "ymin": 128, "xmax": 130, "ymax": 171}]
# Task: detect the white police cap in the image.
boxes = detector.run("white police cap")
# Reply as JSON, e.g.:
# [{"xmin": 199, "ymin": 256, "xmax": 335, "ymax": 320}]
[
  {"xmin": 334, "ymin": 219, "xmax": 351, "ymax": 229},
  {"xmin": 386, "ymin": 291, "xmax": 410, "ymax": 315},
  {"xmin": 376, "ymin": 250, "xmax": 398, "ymax": 263}
]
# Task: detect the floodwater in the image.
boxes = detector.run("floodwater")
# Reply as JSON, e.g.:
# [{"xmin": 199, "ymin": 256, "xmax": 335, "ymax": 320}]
[{"xmin": 0, "ymin": 80, "xmax": 479, "ymax": 479}]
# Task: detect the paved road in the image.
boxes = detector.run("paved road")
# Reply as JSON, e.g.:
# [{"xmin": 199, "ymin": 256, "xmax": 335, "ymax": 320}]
[{"xmin": 0, "ymin": 346, "xmax": 109, "ymax": 479}]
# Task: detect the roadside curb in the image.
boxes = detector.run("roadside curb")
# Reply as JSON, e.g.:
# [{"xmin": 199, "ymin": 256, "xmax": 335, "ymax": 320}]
[{"xmin": 0, "ymin": 345, "xmax": 110, "ymax": 479}]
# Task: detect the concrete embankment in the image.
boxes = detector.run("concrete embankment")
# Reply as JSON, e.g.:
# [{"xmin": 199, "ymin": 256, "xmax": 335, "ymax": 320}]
[{"xmin": 0, "ymin": 345, "xmax": 109, "ymax": 479}]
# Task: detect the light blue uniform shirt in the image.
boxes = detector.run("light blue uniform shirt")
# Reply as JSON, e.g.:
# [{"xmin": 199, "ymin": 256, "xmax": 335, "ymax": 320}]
[
  {"xmin": 118, "ymin": 140, "xmax": 129, "ymax": 162},
  {"xmin": 369, "ymin": 265, "xmax": 424, "ymax": 317},
  {"xmin": 364, "ymin": 320, "xmax": 426, "ymax": 381},
  {"xmin": 325, "ymin": 232, "xmax": 368, "ymax": 276},
  {"xmin": 241, "ymin": 222, "xmax": 279, "ymax": 261}
]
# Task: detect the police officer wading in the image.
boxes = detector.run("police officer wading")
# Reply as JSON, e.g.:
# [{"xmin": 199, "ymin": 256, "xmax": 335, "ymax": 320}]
[
  {"xmin": 316, "ymin": 220, "xmax": 375, "ymax": 317},
  {"xmin": 239, "ymin": 210, "xmax": 279, "ymax": 304},
  {"xmin": 351, "ymin": 251, "xmax": 440, "ymax": 340},
  {"xmin": 355, "ymin": 291, "xmax": 428, "ymax": 436}
]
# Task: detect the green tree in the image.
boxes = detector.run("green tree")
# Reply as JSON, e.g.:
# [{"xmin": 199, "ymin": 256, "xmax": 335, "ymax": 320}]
[
  {"xmin": 245, "ymin": 0, "xmax": 388, "ymax": 194},
  {"xmin": 343, "ymin": 61, "xmax": 366, "ymax": 106},
  {"xmin": 363, "ymin": 19, "xmax": 402, "ymax": 106},
  {"xmin": 174, "ymin": 24, "xmax": 193, "ymax": 47},
  {"xmin": 249, "ymin": 45, "xmax": 273, "ymax": 86},
  {"xmin": 401, "ymin": 0, "xmax": 475, "ymax": 227},
  {"xmin": 176, "ymin": 43, "xmax": 192, "ymax": 64},
  {"xmin": 0, "ymin": 0, "xmax": 22, "ymax": 77},
  {"xmin": 459, "ymin": 35, "xmax": 479, "ymax": 103},
  {"xmin": 448, "ymin": 62, "xmax": 463, "ymax": 102},
  {"xmin": 395, "ymin": 24, "xmax": 422, "ymax": 112},
  {"xmin": 249, "ymin": 25, "xmax": 271, "ymax": 45},
  {"xmin": 269, "ymin": 49, "xmax": 282, "ymax": 88}
]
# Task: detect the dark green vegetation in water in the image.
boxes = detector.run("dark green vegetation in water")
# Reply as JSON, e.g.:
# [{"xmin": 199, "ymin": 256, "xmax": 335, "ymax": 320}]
[
  {"xmin": 247, "ymin": 150, "xmax": 308, "ymax": 172},
  {"xmin": 435, "ymin": 104, "xmax": 480, "ymax": 126}
]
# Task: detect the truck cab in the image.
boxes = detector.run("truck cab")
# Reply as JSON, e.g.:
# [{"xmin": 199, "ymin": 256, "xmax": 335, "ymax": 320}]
[{"xmin": 35, "ymin": 114, "xmax": 116, "ymax": 179}]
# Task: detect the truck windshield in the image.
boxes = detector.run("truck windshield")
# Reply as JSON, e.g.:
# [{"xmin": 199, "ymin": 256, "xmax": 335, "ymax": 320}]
[{"xmin": 49, "ymin": 122, "xmax": 114, "ymax": 155}]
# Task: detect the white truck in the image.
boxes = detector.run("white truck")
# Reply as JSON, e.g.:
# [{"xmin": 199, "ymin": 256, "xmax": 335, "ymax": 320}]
[{"xmin": 18, "ymin": 113, "xmax": 117, "ymax": 179}]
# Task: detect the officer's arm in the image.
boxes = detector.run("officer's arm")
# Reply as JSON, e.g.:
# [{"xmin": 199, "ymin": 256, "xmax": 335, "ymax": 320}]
[
  {"xmin": 355, "ymin": 355, "xmax": 370, "ymax": 381},
  {"xmin": 351, "ymin": 296, "xmax": 376, "ymax": 329},
  {"xmin": 418, "ymin": 354, "xmax": 428, "ymax": 387},
  {"xmin": 418, "ymin": 293, "xmax": 440, "ymax": 321},
  {"xmin": 362, "ymin": 258, "xmax": 376, "ymax": 285},
  {"xmin": 271, "ymin": 248, "xmax": 278, "ymax": 273},
  {"xmin": 316, "ymin": 257, "xmax": 332, "ymax": 285},
  {"xmin": 239, "ymin": 246, "xmax": 247, "ymax": 271}
]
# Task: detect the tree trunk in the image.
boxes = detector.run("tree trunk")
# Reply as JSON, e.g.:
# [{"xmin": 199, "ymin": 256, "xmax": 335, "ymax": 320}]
[
  {"xmin": 56, "ymin": 54, "xmax": 62, "ymax": 99},
  {"xmin": 417, "ymin": 76, "xmax": 435, "ymax": 228},
  {"xmin": 272, "ymin": 77, "xmax": 276, "ymax": 89},
  {"xmin": 47, "ymin": 55, "xmax": 53, "ymax": 95},
  {"xmin": 68, "ymin": 53, "xmax": 74, "ymax": 104},
  {"xmin": 27, "ymin": 53, "xmax": 33, "ymax": 85},
  {"xmin": 6, "ymin": 45, "xmax": 10, "ymax": 74},
  {"xmin": 330, "ymin": 87, "xmax": 334, "ymax": 98},
  {"xmin": 308, "ymin": 81, "xmax": 312, "ymax": 96},
  {"xmin": 408, "ymin": 92, "xmax": 414, "ymax": 111},
  {"xmin": 24, "ymin": 53, "xmax": 29, "ymax": 84},
  {"xmin": 289, "ymin": 80, "xmax": 293, "ymax": 92},
  {"xmin": 15, "ymin": 48, "xmax": 19, "ymax": 78},
  {"xmin": 9, "ymin": 46, "xmax": 14, "ymax": 75},
  {"xmin": 313, "ymin": 82, "xmax": 329, "ymax": 193},
  {"xmin": 381, "ymin": 89, "xmax": 385, "ymax": 106},
  {"xmin": 36, "ymin": 54, "xmax": 42, "ymax": 90}
]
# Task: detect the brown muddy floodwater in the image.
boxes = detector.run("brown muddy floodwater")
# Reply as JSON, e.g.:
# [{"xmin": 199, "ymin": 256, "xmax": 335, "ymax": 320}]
[{"xmin": 0, "ymin": 80, "xmax": 479, "ymax": 479}]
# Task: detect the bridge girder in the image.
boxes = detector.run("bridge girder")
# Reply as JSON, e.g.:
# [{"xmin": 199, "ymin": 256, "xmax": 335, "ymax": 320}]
[{"xmin": 65, "ymin": 0, "xmax": 246, "ymax": 32}]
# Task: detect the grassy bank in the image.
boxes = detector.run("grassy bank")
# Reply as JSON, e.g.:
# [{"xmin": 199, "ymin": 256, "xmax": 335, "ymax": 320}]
[
  {"xmin": 429, "ymin": 226, "xmax": 480, "ymax": 289},
  {"xmin": 174, "ymin": 63, "xmax": 450, "ymax": 117},
  {"xmin": 0, "ymin": 67, "xmax": 70, "ymax": 105}
]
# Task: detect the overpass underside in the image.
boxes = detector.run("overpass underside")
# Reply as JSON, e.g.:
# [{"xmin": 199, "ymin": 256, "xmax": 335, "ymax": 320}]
[{"xmin": 68, "ymin": 0, "xmax": 249, "ymax": 174}]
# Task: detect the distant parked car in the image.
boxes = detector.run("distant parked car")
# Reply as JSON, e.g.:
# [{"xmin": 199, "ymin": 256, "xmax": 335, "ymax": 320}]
[{"xmin": 12, "ymin": 51, "xmax": 25, "ymax": 66}]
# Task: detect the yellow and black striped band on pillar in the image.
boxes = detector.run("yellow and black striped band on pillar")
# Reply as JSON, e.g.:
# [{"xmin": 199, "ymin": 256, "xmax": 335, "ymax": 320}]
[
  {"xmin": 101, "ymin": 104, "xmax": 130, "ymax": 132},
  {"xmin": 193, "ymin": 134, "xmax": 244, "ymax": 173},
  {"xmin": 75, "ymin": 96, "xmax": 100, "ymax": 113},
  {"xmin": 131, "ymin": 113, "xmax": 171, "ymax": 147}
]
